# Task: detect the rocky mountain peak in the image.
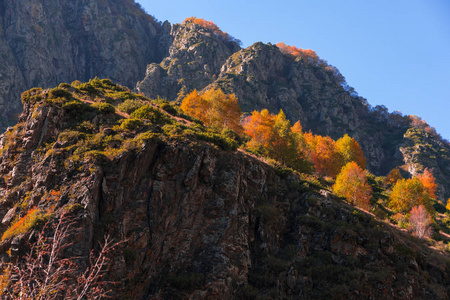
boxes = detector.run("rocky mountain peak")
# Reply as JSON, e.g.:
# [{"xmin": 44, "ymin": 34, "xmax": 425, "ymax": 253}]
[{"xmin": 137, "ymin": 18, "xmax": 241, "ymax": 101}]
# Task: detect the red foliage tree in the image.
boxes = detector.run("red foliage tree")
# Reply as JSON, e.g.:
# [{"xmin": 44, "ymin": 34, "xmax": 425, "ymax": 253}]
[
  {"xmin": 409, "ymin": 205, "xmax": 432, "ymax": 239},
  {"xmin": 417, "ymin": 168, "xmax": 438, "ymax": 199}
]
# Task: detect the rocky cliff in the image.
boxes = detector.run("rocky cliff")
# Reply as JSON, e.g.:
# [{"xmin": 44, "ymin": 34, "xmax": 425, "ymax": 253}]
[
  {"xmin": 0, "ymin": 0, "xmax": 170, "ymax": 130},
  {"xmin": 137, "ymin": 20, "xmax": 241, "ymax": 101},
  {"xmin": 0, "ymin": 82, "xmax": 449, "ymax": 299}
]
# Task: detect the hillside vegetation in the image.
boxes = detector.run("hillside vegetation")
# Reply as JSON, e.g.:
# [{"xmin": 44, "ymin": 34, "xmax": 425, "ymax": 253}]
[{"xmin": 0, "ymin": 81, "xmax": 449, "ymax": 298}]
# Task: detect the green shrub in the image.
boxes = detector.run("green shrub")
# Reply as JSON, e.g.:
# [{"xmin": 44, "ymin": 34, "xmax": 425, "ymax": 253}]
[
  {"xmin": 92, "ymin": 102, "xmax": 116, "ymax": 114},
  {"xmin": 62, "ymin": 100, "xmax": 92, "ymax": 117},
  {"xmin": 49, "ymin": 87, "xmax": 72, "ymax": 99},
  {"xmin": 78, "ymin": 83, "xmax": 98, "ymax": 94},
  {"xmin": 120, "ymin": 118, "xmax": 144, "ymax": 130},
  {"xmin": 21, "ymin": 88, "xmax": 43, "ymax": 104},
  {"xmin": 221, "ymin": 128, "xmax": 243, "ymax": 144},
  {"xmin": 136, "ymin": 131, "xmax": 157, "ymax": 142},
  {"xmin": 100, "ymin": 78, "xmax": 115, "ymax": 87},
  {"xmin": 160, "ymin": 102, "xmax": 178, "ymax": 115},
  {"xmin": 84, "ymin": 150, "xmax": 106, "ymax": 162},
  {"xmin": 130, "ymin": 105, "xmax": 169, "ymax": 124},
  {"xmin": 162, "ymin": 124, "xmax": 184, "ymax": 136},
  {"xmin": 58, "ymin": 83, "xmax": 71, "ymax": 89},
  {"xmin": 58, "ymin": 130, "xmax": 85, "ymax": 145},
  {"xmin": 117, "ymin": 100, "xmax": 144, "ymax": 114},
  {"xmin": 192, "ymin": 131, "xmax": 238, "ymax": 151}
]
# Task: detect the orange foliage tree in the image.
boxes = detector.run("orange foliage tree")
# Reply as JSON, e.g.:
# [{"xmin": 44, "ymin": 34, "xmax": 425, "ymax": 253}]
[
  {"xmin": 384, "ymin": 167, "xmax": 403, "ymax": 186},
  {"xmin": 409, "ymin": 205, "xmax": 432, "ymax": 239},
  {"xmin": 183, "ymin": 17, "xmax": 240, "ymax": 44},
  {"xmin": 389, "ymin": 178, "xmax": 432, "ymax": 214},
  {"xmin": 276, "ymin": 42, "xmax": 320, "ymax": 65},
  {"xmin": 417, "ymin": 168, "xmax": 438, "ymax": 199},
  {"xmin": 304, "ymin": 132, "xmax": 342, "ymax": 178},
  {"xmin": 333, "ymin": 161, "xmax": 372, "ymax": 210},
  {"xmin": 180, "ymin": 88, "xmax": 243, "ymax": 135},
  {"xmin": 244, "ymin": 110, "xmax": 310, "ymax": 171},
  {"xmin": 335, "ymin": 134, "xmax": 366, "ymax": 169},
  {"xmin": 243, "ymin": 109, "xmax": 275, "ymax": 150}
]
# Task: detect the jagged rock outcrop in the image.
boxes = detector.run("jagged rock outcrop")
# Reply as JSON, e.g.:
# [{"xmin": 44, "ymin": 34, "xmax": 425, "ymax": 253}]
[
  {"xmin": 400, "ymin": 127, "xmax": 450, "ymax": 198},
  {"xmin": 136, "ymin": 20, "xmax": 241, "ymax": 101},
  {"xmin": 0, "ymin": 0, "xmax": 169, "ymax": 130},
  {"xmin": 0, "ymin": 84, "xmax": 449, "ymax": 299}
]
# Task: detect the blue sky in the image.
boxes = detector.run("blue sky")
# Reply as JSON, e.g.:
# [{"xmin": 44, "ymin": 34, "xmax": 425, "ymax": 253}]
[{"xmin": 137, "ymin": 0, "xmax": 450, "ymax": 139}]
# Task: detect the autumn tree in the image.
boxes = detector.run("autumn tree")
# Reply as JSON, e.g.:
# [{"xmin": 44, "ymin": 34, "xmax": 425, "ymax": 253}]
[
  {"xmin": 384, "ymin": 167, "xmax": 403, "ymax": 186},
  {"xmin": 335, "ymin": 134, "xmax": 366, "ymax": 169},
  {"xmin": 304, "ymin": 132, "xmax": 342, "ymax": 178},
  {"xmin": 389, "ymin": 178, "xmax": 432, "ymax": 214},
  {"xmin": 180, "ymin": 88, "xmax": 243, "ymax": 135},
  {"xmin": 417, "ymin": 168, "xmax": 438, "ymax": 199},
  {"xmin": 446, "ymin": 199, "xmax": 450, "ymax": 212},
  {"xmin": 276, "ymin": 42, "xmax": 320, "ymax": 65},
  {"xmin": 243, "ymin": 109, "xmax": 275, "ymax": 151},
  {"xmin": 333, "ymin": 162, "xmax": 372, "ymax": 210},
  {"xmin": 243, "ymin": 110, "xmax": 313, "ymax": 172},
  {"xmin": 182, "ymin": 17, "xmax": 241, "ymax": 44},
  {"xmin": 409, "ymin": 205, "xmax": 432, "ymax": 239}
]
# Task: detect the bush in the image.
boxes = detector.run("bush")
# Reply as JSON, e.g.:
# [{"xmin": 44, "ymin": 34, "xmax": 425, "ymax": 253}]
[
  {"xmin": 62, "ymin": 100, "xmax": 92, "ymax": 117},
  {"xmin": 117, "ymin": 100, "xmax": 144, "ymax": 114},
  {"xmin": 120, "ymin": 118, "xmax": 144, "ymax": 130},
  {"xmin": 58, "ymin": 83, "xmax": 71, "ymax": 89},
  {"xmin": 92, "ymin": 102, "xmax": 116, "ymax": 114},
  {"xmin": 160, "ymin": 103, "xmax": 178, "ymax": 116},
  {"xmin": 193, "ymin": 131, "xmax": 238, "ymax": 151},
  {"xmin": 58, "ymin": 130, "xmax": 85, "ymax": 145},
  {"xmin": 21, "ymin": 88, "xmax": 43, "ymax": 104},
  {"xmin": 130, "ymin": 105, "xmax": 169, "ymax": 124},
  {"xmin": 78, "ymin": 83, "xmax": 98, "ymax": 94},
  {"xmin": 49, "ymin": 88, "xmax": 72, "ymax": 99}
]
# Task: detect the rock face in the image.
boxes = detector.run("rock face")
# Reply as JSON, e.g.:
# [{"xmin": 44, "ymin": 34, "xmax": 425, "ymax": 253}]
[
  {"xmin": 0, "ymin": 85, "xmax": 449, "ymax": 299},
  {"xmin": 0, "ymin": 0, "xmax": 168, "ymax": 129},
  {"xmin": 137, "ymin": 21, "xmax": 241, "ymax": 101}
]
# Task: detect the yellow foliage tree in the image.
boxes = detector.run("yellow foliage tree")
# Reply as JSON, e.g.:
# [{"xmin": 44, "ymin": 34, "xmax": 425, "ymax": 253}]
[
  {"xmin": 335, "ymin": 134, "xmax": 366, "ymax": 169},
  {"xmin": 180, "ymin": 88, "xmax": 243, "ymax": 135},
  {"xmin": 389, "ymin": 178, "xmax": 432, "ymax": 214},
  {"xmin": 333, "ymin": 162, "xmax": 372, "ymax": 210}
]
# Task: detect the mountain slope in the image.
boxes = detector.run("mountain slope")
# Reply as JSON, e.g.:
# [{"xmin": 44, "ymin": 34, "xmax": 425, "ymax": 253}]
[
  {"xmin": 136, "ymin": 21, "xmax": 450, "ymax": 201},
  {"xmin": 0, "ymin": 0, "xmax": 169, "ymax": 130},
  {"xmin": 0, "ymin": 82, "xmax": 449, "ymax": 299}
]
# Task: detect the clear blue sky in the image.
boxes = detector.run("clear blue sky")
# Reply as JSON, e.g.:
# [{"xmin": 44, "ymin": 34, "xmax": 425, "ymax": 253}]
[{"xmin": 137, "ymin": 0, "xmax": 450, "ymax": 139}]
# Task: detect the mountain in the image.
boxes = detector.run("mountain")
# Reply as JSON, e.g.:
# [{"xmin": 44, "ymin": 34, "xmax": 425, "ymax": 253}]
[
  {"xmin": 0, "ymin": 2, "xmax": 450, "ymax": 298},
  {"xmin": 137, "ymin": 19, "xmax": 450, "ymax": 201},
  {"xmin": 0, "ymin": 0, "xmax": 170, "ymax": 130},
  {"xmin": 0, "ymin": 2, "xmax": 448, "ymax": 200},
  {"xmin": 0, "ymin": 81, "xmax": 449, "ymax": 299}
]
